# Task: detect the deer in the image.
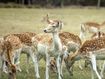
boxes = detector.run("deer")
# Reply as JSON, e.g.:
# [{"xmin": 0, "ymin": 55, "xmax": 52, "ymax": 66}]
[
  {"xmin": 0, "ymin": 35, "xmax": 22, "ymax": 79},
  {"xmin": 79, "ymin": 21, "xmax": 105, "ymax": 40},
  {"xmin": 91, "ymin": 31, "xmax": 105, "ymax": 39},
  {"xmin": 4, "ymin": 32, "xmax": 41, "ymax": 79},
  {"xmin": 41, "ymin": 16, "xmax": 65, "ymax": 79},
  {"xmin": 65, "ymin": 36, "xmax": 105, "ymax": 79},
  {"xmin": 42, "ymin": 14, "xmax": 83, "ymax": 75},
  {"xmin": 3, "ymin": 32, "xmax": 61, "ymax": 79}
]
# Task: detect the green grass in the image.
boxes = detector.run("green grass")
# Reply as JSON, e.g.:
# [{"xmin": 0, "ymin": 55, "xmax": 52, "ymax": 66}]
[{"xmin": 0, "ymin": 7, "xmax": 105, "ymax": 79}]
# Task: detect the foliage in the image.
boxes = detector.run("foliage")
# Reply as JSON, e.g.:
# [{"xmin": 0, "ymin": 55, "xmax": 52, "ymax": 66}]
[{"xmin": 0, "ymin": 0, "xmax": 104, "ymax": 8}]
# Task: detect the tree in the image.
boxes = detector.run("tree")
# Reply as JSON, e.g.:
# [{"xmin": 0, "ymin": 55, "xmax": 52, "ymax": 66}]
[
  {"xmin": 22, "ymin": 0, "xmax": 25, "ymax": 5},
  {"xmin": 97, "ymin": 0, "xmax": 101, "ymax": 8},
  {"xmin": 28, "ymin": 0, "xmax": 31, "ymax": 5},
  {"xmin": 60, "ymin": 0, "xmax": 64, "ymax": 7}
]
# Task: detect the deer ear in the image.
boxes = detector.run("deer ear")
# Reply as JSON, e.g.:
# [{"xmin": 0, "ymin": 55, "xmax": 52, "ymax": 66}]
[{"xmin": 46, "ymin": 14, "xmax": 52, "ymax": 24}]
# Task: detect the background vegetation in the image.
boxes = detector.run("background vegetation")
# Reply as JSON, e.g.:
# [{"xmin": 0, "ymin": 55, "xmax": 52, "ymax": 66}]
[{"xmin": 0, "ymin": 0, "xmax": 105, "ymax": 8}]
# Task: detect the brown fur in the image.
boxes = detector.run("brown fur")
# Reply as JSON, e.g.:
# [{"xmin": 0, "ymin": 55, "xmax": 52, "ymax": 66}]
[
  {"xmin": 79, "ymin": 37, "xmax": 105, "ymax": 55},
  {"xmin": 5, "ymin": 35, "xmax": 22, "ymax": 49},
  {"xmin": 4, "ymin": 33, "xmax": 32, "ymax": 46},
  {"xmin": 83, "ymin": 22, "xmax": 100, "ymax": 29},
  {"xmin": 82, "ymin": 21, "xmax": 105, "ymax": 32},
  {"xmin": 34, "ymin": 32, "xmax": 81, "ymax": 47},
  {"xmin": 91, "ymin": 32, "xmax": 105, "ymax": 39},
  {"xmin": 3, "ymin": 40, "xmax": 17, "ymax": 79},
  {"xmin": 59, "ymin": 32, "xmax": 82, "ymax": 45},
  {"xmin": 34, "ymin": 33, "xmax": 52, "ymax": 45},
  {"xmin": 70, "ymin": 37, "xmax": 105, "ymax": 60},
  {"xmin": 24, "ymin": 32, "xmax": 36, "ymax": 37}
]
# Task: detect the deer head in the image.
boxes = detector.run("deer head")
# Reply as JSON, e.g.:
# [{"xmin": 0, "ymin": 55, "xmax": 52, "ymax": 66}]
[
  {"xmin": 44, "ymin": 20, "xmax": 63, "ymax": 33},
  {"xmin": 91, "ymin": 31, "xmax": 105, "ymax": 39},
  {"xmin": 3, "ymin": 40, "xmax": 17, "ymax": 79},
  {"xmin": 5, "ymin": 59, "xmax": 16, "ymax": 79}
]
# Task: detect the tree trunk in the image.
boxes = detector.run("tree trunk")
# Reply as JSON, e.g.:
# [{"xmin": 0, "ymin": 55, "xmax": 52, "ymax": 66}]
[
  {"xmin": 97, "ymin": 0, "xmax": 101, "ymax": 8},
  {"xmin": 28, "ymin": 0, "xmax": 31, "ymax": 6},
  {"xmin": 22, "ymin": 0, "xmax": 24, "ymax": 5},
  {"xmin": 15, "ymin": 0, "xmax": 17, "ymax": 3},
  {"xmin": 61, "ymin": 0, "xmax": 64, "ymax": 8}
]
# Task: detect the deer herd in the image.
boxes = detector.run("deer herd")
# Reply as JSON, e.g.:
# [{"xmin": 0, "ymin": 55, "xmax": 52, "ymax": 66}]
[{"xmin": 0, "ymin": 14, "xmax": 105, "ymax": 79}]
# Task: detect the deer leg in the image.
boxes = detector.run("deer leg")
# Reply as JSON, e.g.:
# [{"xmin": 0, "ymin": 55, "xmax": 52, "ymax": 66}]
[
  {"xmin": 30, "ymin": 52, "xmax": 40, "ymax": 79},
  {"xmin": 14, "ymin": 49, "xmax": 22, "ymax": 72},
  {"xmin": 100, "ymin": 61, "xmax": 105, "ymax": 78},
  {"xmin": 56, "ymin": 55, "xmax": 62, "ymax": 79},
  {"xmin": 60, "ymin": 55, "xmax": 63, "ymax": 78},
  {"xmin": 2, "ymin": 60, "xmax": 8, "ymax": 73},
  {"xmin": 90, "ymin": 53, "xmax": 101, "ymax": 79},
  {"xmin": 45, "ymin": 53, "xmax": 50, "ymax": 79},
  {"xmin": 78, "ymin": 60, "xmax": 83, "ymax": 70},
  {"xmin": 26, "ymin": 53, "xmax": 30, "ymax": 73},
  {"xmin": 90, "ymin": 65, "xmax": 94, "ymax": 79}
]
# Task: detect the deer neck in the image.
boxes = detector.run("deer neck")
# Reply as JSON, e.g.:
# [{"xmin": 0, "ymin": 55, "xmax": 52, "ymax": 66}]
[{"xmin": 52, "ymin": 32, "xmax": 62, "ymax": 51}]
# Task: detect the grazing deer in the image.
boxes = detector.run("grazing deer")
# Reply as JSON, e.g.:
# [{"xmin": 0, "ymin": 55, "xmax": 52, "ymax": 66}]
[
  {"xmin": 4, "ymin": 32, "xmax": 40, "ymax": 79},
  {"xmin": 0, "ymin": 35, "xmax": 22, "ymax": 73},
  {"xmin": 67, "ymin": 37, "xmax": 105, "ymax": 79},
  {"xmin": 0, "ymin": 35, "xmax": 22, "ymax": 79},
  {"xmin": 79, "ymin": 21, "xmax": 105, "ymax": 40},
  {"xmin": 91, "ymin": 31, "xmax": 105, "ymax": 39}
]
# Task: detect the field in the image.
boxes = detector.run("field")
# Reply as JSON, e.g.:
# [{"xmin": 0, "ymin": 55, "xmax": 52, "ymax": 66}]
[{"xmin": 0, "ymin": 7, "xmax": 105, "ymax": 79}]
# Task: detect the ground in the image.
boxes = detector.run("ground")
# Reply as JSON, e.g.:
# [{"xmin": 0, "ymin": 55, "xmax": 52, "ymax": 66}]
[{"xmin": 0, "ymin": 7, "xmax": 105, "ymax": 79}]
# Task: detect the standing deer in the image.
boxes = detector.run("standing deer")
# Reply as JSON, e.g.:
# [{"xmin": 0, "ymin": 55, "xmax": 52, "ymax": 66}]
[
  {"xmin": 43, "ymin": 18, "xmax": 64, "ymax": 79},
  {"xmin": 42, "ymin": 14, "xmax": 82, "ymax": 76},
  {"xmin": 79, "ymin": 21, "xmax": 105, "ymax": 40}
]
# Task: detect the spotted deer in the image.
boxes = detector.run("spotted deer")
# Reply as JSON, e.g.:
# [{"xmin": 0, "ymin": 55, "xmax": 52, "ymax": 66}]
[
  {"xmin": 42, "ymin": 14, "xmax": 82, "ymax": 75},
  {"xmin": 0, "ymin": 35, "xmax": 22, "ymax": 79},
  {"xmin": 79, "ymin": 21, "xmax": 105, "ymax": 40},
  {"xmin": 59, "ymin": 32, "xmax": 82, "ymax": 74},
  {"xmin": 4, "ymin": 32, "xmax": 41, "ymax": 79},
  {"xmin": 91, "ymin": 31, "xmax": 105, "ymax": 39},
  {"xmin": 67, "ymin": 37, "xmax": 105, "ymax": 79},
  {"xmin": 3, "ymin": 32, "xmax": 63, "ymax": 79},
  {"xmin": 28, "ymin": 19, "xmax": 63, "ymax": 79}
]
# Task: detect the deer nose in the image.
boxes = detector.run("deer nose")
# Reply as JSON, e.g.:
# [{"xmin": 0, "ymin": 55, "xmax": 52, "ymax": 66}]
[{"xmin": 44, "ymin": 29, "xmax": 47, "ymax": 33}]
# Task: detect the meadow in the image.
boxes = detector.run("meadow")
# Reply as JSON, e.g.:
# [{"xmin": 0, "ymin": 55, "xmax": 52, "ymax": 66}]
[{"xmin": 0, "ymin": 7, "xmax": 105, "ymax": 79}]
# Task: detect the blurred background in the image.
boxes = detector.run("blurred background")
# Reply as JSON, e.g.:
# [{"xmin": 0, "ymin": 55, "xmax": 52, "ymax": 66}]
[{"xmin": 0, "ymin": 0, "xmax": 104, "ymax": 8}]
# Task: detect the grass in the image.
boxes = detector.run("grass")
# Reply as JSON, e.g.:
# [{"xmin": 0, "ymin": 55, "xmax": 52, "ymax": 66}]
[{"xmin": 0, "ymin": 7, "xmax": 105, "ymax": 79}]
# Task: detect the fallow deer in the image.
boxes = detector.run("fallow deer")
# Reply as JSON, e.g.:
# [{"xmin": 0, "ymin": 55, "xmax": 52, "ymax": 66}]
[
  {"xmin": 67, "ymin": 37, "xmax": 105, "ymax": 79},
  {"xmin": 0, "ymin": 35, "xmax": 22, "ymax": 79},
  {"xmin": 42, "ymin": 14, "xmax": 82, "ymax": 75},
  {"xmin": 43, "ymin": 19, "xmax": 64, "ymax": 79},
  {"xmin": 91, "ymin": 31, "xmax": 105, "ymax": 39},
  {"xmin": 3, "ymin": 32, "xmax": 61, "ymax": 79},
  {"xmin": 4, "ymin": 32, "xmax": 40, "ymax": 79},
  {"xmin": 79, "ymin": 21, "xmax": 105, "ymax": 40}
]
